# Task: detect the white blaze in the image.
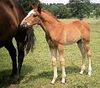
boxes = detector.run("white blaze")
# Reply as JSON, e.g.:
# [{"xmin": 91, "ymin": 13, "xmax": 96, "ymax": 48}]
[{"xmin": 21, "ymin": 10, "xmax": 36, "ymax": 25}]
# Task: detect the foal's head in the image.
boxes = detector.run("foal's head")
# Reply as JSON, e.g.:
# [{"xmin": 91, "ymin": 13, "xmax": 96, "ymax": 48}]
[{"xmin": 21, "ymin": 3, "xmax": 41, "ymax": 27}]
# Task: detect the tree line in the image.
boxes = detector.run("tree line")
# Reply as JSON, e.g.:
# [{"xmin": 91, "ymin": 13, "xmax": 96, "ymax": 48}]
[{"xmin": 19, "ymin": 0, "xmax": 100, "ymax": 19}]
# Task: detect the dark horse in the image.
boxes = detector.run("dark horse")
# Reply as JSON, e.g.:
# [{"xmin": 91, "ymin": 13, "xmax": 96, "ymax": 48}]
[{"xmin": 0, "ymin": 0, "xmax": 35, "ymax": 79}]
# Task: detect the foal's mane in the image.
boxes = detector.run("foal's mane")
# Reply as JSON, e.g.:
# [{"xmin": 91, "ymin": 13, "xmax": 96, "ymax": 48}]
[{"xmin": 42, "ymin": 10, "xmax": 60, "ymax": 22}]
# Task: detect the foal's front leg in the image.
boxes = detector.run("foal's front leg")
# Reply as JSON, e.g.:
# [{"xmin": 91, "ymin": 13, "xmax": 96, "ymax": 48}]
[
  {"xmin": 58, "ymin": 44, "xmax": 66, "ymax": 84},
  {"xmin": 50, "ymin": 47, "xmax": 58, "ymax": 84}
]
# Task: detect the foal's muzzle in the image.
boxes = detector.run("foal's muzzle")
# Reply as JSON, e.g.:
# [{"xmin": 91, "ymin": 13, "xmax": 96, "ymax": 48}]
[{"xmin": 21, "ymin": 22, "xmax": 29, "ymax": 28}]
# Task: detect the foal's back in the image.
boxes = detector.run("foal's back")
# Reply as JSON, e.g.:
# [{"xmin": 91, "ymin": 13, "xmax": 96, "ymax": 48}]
[
  {"xmin": 63, "ymin": 20, "xmax": 90, "ymax": 44},
  {"xmin": 72, "ymin": 20, "xmax": 90, "ymax": 42}
]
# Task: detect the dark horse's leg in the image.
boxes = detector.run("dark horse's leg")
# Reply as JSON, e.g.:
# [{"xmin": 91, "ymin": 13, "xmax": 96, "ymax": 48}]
[
  {"xmin": 15, "ymin": 28, "xmax": 26, "ymax": 77},
  {"xmin": 16, "ymin": 41, "xmax": 25, "ymax": 76},
  {"xmin": 5, "ymin": 40, "xmax": 17, "ymax": 77},
  {"xmin": 15, "ymin": 27, "xmax": 35, "ymax": 77}
]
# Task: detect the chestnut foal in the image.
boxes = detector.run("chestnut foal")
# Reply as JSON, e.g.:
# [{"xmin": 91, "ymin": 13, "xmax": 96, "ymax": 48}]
[{"xmin": 21, "ymin": 4, "xmax": 92, "ymax": 84}]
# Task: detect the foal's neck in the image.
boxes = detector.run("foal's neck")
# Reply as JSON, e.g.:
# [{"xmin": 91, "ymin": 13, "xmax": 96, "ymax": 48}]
[
  {"xmin": 39, "ymin": 11, "xmax": 59, "ymax": 32},
  {"xmin": 41, "ymin": 11, "xmax": 59, "ymax": 24}
]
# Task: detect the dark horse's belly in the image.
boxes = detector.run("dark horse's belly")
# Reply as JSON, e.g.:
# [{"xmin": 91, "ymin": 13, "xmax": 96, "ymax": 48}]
[
  {"xmin": 0, "ymin": 24, "xmax": 15, "ymax": 48},
  {"xmin": 0, "ymin": 41, "xmax": 7, "ymax": 47},
  {"xmin": 0, "ymin": 35, "xmax": 14, "ymax": 47},
  {"xmin": 0, "ymin": 30, "xmax": 13, "ymax": 47}
]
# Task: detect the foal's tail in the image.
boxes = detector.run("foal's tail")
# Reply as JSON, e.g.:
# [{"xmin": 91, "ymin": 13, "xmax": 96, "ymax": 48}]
[{"xmin": 16, "ymin": 26, "xmax": 36, "ymax": 54}]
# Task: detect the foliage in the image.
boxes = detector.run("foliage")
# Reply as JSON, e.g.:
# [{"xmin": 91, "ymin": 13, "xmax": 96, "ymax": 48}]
[
  {"xmin": 19, "ymin": 0, "xmax": 100, "ymax": 19},
  {"xmin": 42, "ymin": 3, "xmax": 71, "ymax": 18},
  {"xmin": 19, "ymin": 0, "xmax": 40, "ymax": 12},
  {"xmin": 69, "ymin": 0, "xmax": 91, "ymax": 19},
  {"xmin": 95, "ymin": 5, "xmax": 100, "ymax": 18},
  {"xmin": 42, "ymin": 1, "xmax": 100, "ymax": 19}
]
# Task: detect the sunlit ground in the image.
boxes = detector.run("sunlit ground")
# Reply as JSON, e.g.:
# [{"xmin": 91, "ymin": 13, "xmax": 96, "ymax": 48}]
[{"xmin": 0, "ymin": 18, "xmax": 100, "ymax": 88}]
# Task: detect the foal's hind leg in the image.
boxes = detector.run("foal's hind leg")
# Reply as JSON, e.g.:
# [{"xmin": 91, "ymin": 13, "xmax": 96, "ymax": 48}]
[
  {"xmin": 85, "ymin": 42, "xmax": 92, "ymax": 76},
  {"xmin": 58, "ymin": 44, "xmax": 66, "ymax": 84},
  {"xmin": 77, "ymin": 40, "xmax": 86, "ymax": 75}
]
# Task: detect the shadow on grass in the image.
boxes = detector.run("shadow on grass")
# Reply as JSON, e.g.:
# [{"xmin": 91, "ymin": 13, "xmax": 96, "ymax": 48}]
[
  {"xmin": 0, "ymin": 65, "xmax": 80, "ymax": 87},
  {"xmin": 0, "ymin": 64, "xmax": 33, "ymax": 88},
  {"xmin": 23, "ymin": 65, "xmax": 80, "ymax": 83},
  {"xmin": 66, "ymin": 65, "xmax": 80, "ymax": 74}
]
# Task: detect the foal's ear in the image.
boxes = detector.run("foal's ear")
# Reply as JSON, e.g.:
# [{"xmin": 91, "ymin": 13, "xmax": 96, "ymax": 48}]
[
  {"xmin": 30, "ymin": 2, "xmax": 37, "ymax": 9},
  {"xmin": 37, "ymin": 3, "xmax": 41, "ymax": 13}
]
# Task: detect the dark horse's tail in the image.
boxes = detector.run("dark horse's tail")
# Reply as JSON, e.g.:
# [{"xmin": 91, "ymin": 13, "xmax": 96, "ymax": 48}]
[
  {"xmin": 16, "ymin": 26, "xmax": 36, "ymax": 54},
  {"xmin": 14, "ymin": 0, "xmax": 36, "ymax": 54},
  {"xmin": 25, "ymin": 27, "xmax": 36, "ymax": 54}
]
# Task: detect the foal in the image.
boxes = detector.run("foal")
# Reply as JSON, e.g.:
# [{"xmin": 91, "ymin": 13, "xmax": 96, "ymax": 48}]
[{"xmin": 21, "ymin": 4, "xmax": 92, "ymax": 84}]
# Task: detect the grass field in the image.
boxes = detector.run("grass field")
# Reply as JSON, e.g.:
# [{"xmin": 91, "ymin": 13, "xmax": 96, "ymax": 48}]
[{"xmin": 0, "ymin": 18, "xmax": 100, "ymax": 88}]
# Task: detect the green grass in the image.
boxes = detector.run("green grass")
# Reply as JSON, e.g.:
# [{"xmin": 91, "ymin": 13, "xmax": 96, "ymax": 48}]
[{"xmin": 0, "ymin": 18, "xmax": 100, "ymax": 88}]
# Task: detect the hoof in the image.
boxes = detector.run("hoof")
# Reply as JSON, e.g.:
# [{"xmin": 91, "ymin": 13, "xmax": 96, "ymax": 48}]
[
  {"xmin": 51, "ymin": 79, "xmax": 56, "ymax": 84},
  {"xmin": 61, "ymin": 78, "xmax": 65, "ymax": 84},
  {"xmin": 61, "ymin": 81, "xmax": 65, "ymax": 84},
  {"xmin": 51, "ymin": 81, "xmax": 55, "ymax": 85},
  {"xmin": 79, "ymin": 71, "xmax": 83, "ymax": 75},
  {"xmin": 50, "ymin": 82, "xmax": 55, "ymax": 85},
  {"xmin": 10, "ymin": 73, "xmax": 20, "ymax": 82},
  {"xmin": 88, "ymin": 72, "xmax": 91, "ymax": 77}
]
